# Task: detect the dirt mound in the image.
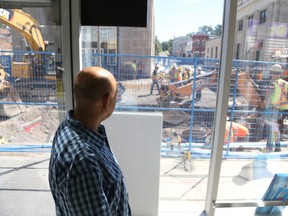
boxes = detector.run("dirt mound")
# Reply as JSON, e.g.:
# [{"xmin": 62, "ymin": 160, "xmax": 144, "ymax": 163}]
[{"xmin": 0, "ymin": 104, "xmax": 59, "ymax": 145}]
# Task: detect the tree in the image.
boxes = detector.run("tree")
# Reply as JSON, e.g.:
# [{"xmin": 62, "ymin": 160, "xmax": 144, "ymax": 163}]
[
  {"xmin": 198, "ymin": 25, "xmax": 213, "ymax": 35},
  {"xmin": 154, "ymin": 36, "xmax": 162, "ymax": 55},
  {"xmin": 198, "ymin": 25, "xmax": 222, "ymax": 38},
  {"xmin": 186, "ymin": 32, "xmax": 195, "ymax": 38},
  {"xmin": 162, "ymin": 39, "xmax": 173, "ymax": 54},
  {"xmin": 213, "ymin": 24, "xmax": 222, "ymax": 37}
]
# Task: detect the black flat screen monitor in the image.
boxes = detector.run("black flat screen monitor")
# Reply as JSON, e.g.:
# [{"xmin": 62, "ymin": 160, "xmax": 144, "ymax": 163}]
[{"xmin": 81, "ymin": 0, "xmax": 148, "ymax": 27}]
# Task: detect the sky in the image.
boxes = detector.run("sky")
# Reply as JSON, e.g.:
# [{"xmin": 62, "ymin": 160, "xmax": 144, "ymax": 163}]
[{"xmin": 154, "ymin": 0, "xmax": 224, "ymax": 42}]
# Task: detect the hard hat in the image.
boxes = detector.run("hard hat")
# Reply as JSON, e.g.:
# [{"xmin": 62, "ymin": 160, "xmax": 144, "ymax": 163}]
[
  {"xmin": 270, "ymin": 64, "xmax": 283, "ymax": 73},
  {"xmin": 171, "ymin": 63, "xmax": 177, "ymax": 69},
  {"xmin": 197, "ymin": 66, "xmax": 202, "ymax": 70},
  {"xmin": 178, "ymin": 66, "xmax": 182, "ymax": 71}
]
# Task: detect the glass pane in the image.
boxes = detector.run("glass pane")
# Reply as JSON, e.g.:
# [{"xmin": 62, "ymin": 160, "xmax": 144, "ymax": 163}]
[
  {"xmin": 0, "ymin": 6, "xmax": 64, "ymax": 150},
  {"xmin": 80, "ymin": 1, "xmax": 224, "ymax": 215},
  {"xmin": 217, "ymin": 0, "xmax": 288, "ymax": 215},
  {"xmin": 0, "ymin": 2, "xmax": 66, "ymax": 215}
]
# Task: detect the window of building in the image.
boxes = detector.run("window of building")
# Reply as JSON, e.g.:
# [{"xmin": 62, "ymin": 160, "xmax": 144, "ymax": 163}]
[
  {"xmin": 211, "ymin": 47, "xmax": 213, "ymax": 58},
  {"xmin": 247, "ymin": 15, "xmax": 254, "ymax": 28},
  {"xmin": 256, "ymin": 49, "xmax": 261, "ymax": 61},
  {"xmin": 201, "ymin": 40, "xmax": 206, "ymax": 47},
  {"xmin": 81, "ymin": 26, "xmax": 117, "ymax": 69},
  {"xmin": 238, "ymin": 19, "xmax": 243, "ymax": 31},
  {"xmin": 236, "ymin": 43, "xmax": 240, "ymax": 59},
  {"xmin": 259, "ymin": 9, "xmax": 267, "ymax": 24}
]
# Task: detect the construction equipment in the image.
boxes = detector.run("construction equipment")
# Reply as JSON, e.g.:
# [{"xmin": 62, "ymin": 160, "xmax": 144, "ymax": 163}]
[
  {"xmin": 158, "ymin": 67, "xmax": 263, "ymax": 110},
  {"xmin": 157, "ymin": 69, "xmax": 216, "ymax": 109},
  {"xmin": 157, "ymin": 66, "xmax": 265, "ymax": 143},
  {"xmin": 0, "ymin": 9, "xmax": 57, "ymax": 117}
]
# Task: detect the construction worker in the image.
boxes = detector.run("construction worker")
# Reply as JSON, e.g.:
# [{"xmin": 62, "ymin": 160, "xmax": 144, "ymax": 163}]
[
  {"xmin": 183, "ymin": 67, "xmax": 191, "ymax": 80},
  {"xmin": 262, "ymin": 64, "xmax": 288, "ymax": 152},
  {"xmin": 168, "ymin": 63, "xmax": 177, "ymax": 83},
  {"xmin": 132, "ymin": 60, "xmax": 137, "ymax": 79},
  {"xmin": 177, "ymin": 66, "xmax": 183, "ymax": 81},
  {"xmin": 150, "ymin": 64, "xmax": 161, "ymax": 95}
]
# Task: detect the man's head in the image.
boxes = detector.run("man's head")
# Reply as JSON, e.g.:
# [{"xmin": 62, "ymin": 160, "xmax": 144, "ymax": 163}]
[{"xmin": 74, "ymin": 66, "xmax": 117, "ymax": 124}]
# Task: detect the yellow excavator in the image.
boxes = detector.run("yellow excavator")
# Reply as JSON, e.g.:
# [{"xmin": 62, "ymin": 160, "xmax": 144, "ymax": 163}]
[{"xmin": 0, "ymin": 8, "xmax": 56, "ymax": 117}]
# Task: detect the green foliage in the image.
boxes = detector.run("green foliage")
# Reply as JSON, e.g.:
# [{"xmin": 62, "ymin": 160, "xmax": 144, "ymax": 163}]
[
  {"xmin": 162, "ymin": 39, "xmax": 173, "ymax": 54},
  {"xmin": 213, "ymin": 24, "xmax": 222, "ymax": 37},
  {"xmin": 154, "ymin": 36, "xmax": 162, "ymax": 55},
  {"xmin": 154, "ymin": 36, "xmax": 173, "ymax": 56},
  {"xmin": 186, "ymin": 32, "xmax": 195, "ymax": 38},
  {"xmin": 198, "ymin": 25, "xmax": 214, "ymax": 35},
  {"xmin": 198, "ymin": 25, "xmax": 222, "ymax": 38}
]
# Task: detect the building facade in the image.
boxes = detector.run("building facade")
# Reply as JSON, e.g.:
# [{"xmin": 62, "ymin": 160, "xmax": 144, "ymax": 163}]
[
  {"xmin": 192, "ymin": 32, "xmax": 209, "ymax": 58},
  {"xmin": 205, "ymin": 37, "xmax": 221, "ymax": 59},
  {"xmin": 172, "ymin": 36, "xmax": 192, "ymax": 57},
  {"xmin": 236, "ymin": 0, "xmax": 288, "ymax": 62}
]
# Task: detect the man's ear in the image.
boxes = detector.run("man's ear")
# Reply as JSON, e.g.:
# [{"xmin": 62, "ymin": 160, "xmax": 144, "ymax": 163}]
[{"xmin": 102, "ymin": 93, "xmax": 110, "ymax": 109}]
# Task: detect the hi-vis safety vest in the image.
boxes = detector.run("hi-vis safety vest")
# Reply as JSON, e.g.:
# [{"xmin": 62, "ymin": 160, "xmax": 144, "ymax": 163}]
[{"xmin": 270, "ymin": 78, "xmax": 288, "ymax": 110}]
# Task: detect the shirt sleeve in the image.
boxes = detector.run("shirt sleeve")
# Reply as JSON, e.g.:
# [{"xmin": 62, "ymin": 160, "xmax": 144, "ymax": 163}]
[{"xmin": 65, "ymin": 159, "xmax": 112, "ymax": 216}]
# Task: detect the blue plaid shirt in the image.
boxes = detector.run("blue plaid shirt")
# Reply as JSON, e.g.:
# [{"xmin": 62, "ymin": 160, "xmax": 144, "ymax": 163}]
[{"xmin": 49, "ymin": 110, "xmax": 131, "ymax": 216}]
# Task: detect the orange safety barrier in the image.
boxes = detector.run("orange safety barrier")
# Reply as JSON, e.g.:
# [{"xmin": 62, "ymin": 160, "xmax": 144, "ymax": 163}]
[{"xmin": 224, "ymin": 121, "xmax": 249, "ymax": 143}]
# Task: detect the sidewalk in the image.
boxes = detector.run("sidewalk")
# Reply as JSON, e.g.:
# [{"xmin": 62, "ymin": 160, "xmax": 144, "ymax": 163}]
[{"xmin": 0, "ymin": 152, "xmax": 287, "ymax": 216}]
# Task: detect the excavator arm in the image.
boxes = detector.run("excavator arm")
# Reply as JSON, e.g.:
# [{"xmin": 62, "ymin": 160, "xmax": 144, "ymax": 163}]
[
  {"xmin": 0, "ymin": 9, "xmax": 56, "ymax": 117},
  {"xmin": 0, "ymin": 8, "xmax": 46, "ymax": 51}
]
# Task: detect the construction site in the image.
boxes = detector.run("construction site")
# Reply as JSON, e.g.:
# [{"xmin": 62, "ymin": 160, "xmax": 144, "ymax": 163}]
[{"xmin": 0, "ymin": 55, "xmax": 288, "ymax": 159}]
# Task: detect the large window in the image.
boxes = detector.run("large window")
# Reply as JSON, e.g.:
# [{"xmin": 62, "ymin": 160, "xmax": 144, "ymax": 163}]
[
  {"xmin": 0, "ymin": 4, "xmax": 64, "ymax": 147},
  {"xmin": 1, "ymin": 1, "xmax": 288, "ymax": 216},
  {"xmin": 0, "ymin": 1, "xmax": 67, "ymax": 215}
]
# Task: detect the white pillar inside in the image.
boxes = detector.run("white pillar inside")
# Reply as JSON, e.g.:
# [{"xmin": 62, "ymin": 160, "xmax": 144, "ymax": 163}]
[{"xmin": 103, "ymin": 111, "xmax": 163, "ymax": 216}]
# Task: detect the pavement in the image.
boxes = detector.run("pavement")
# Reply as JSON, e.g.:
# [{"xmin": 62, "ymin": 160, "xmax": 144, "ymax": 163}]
[{"xmin": 1, "ymin": 152, "xmax": 288, "ymax": 216}]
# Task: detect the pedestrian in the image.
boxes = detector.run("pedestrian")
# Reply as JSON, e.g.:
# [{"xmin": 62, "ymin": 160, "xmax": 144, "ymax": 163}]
[
  {"xmin": 137, "ymin": 61, "xmax": 144, "ymax": 79},
  {"xmin": 262, "ymin": 64, "xmax": 288, "ymax": 152},
  {"xmin": 177, "ymin": 135, "xmax": 181, "ymax": 150},
  {"xmin": 150, "ymin": 65, "xmax": 161, "ymax": 95},
  {"xmin": 49, "ymin": 66, "xmax": 131, "ymax": 216},
  {"xmin": 130, "ymin": 59, "xmax": 137, "ymax": 79},
  {"xmin": 195, "ymin": 66, "xmax": 202, "ymax": 101}
]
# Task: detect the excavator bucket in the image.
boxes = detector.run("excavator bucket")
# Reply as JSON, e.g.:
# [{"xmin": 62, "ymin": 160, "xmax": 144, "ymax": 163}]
[{"xmin": 0, "ymin": 79, "xmax": 24, "ymax": 117}]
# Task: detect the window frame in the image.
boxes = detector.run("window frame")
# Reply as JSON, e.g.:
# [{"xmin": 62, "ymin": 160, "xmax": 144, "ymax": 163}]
[
  {"xmin": 259, "ymin": 9, "xmax": 267, "ymax": 24},
  {"xmin": 238, "ymin": 19, "xmax": 243, "ymax": 31}
]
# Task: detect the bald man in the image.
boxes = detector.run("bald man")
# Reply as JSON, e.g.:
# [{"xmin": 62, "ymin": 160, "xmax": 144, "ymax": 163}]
[{"xmin": 49, "ymin": 67, "xmax": 131, "ymax": 216}]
